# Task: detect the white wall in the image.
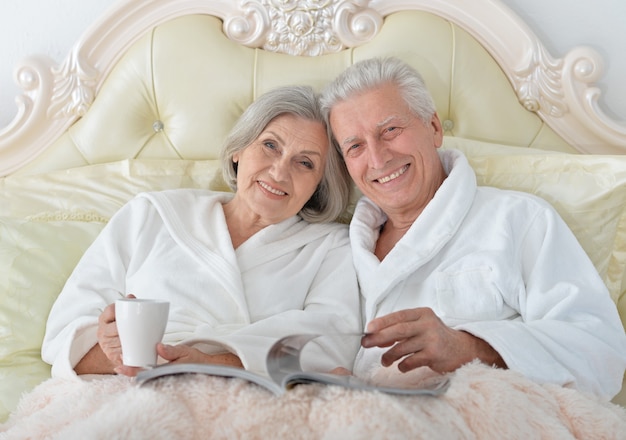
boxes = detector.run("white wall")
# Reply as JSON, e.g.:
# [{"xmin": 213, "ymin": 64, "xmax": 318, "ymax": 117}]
[
  {"xmin": 1, "ymin": 0, "xmax": 625, "ymax": 128},
  {"xmin": 0, "ymin": 0, "xmax": 109, "ymax": 128},
  {"xmin": 499, "ymin": 0, "xmax": 626, "ymax": 122}
]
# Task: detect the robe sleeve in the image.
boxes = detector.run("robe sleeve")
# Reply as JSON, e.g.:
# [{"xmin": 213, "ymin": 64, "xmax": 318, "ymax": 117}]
[
  {"xmin": 41, "ymin": 197, "xmax": 161, "ymax": 378},
  {"xmin": 456, "ymin": 205, "xmax": 626, "ymax": 401}
]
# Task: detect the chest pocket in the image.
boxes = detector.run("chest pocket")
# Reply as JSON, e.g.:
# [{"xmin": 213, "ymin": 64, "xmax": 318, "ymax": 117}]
[{"xmin": 436, "ymin": 266, "xmax": 505, "ymax": 322}]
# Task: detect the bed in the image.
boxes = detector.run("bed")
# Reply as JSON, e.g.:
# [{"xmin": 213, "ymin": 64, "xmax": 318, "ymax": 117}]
[{"xmin": 1, "ymin": 0, "xmax": 625, "ymax": 436}]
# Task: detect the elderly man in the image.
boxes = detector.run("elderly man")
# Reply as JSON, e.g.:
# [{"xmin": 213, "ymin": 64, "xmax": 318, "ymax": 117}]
[{"xmin": 320, "ymin": 56, "xmax": 626, "ymax": 401}]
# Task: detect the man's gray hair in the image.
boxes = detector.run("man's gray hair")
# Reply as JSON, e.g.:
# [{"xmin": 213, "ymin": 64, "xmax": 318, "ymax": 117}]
[{"xmin": 320, "ymin": 56, "xmax": 436, "ymax": 129}]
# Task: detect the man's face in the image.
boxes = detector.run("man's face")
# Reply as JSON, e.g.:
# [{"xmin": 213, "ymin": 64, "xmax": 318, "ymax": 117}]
[{"xmin": 329, "ymin": 83, "xmax": 445, "ymax": 221}]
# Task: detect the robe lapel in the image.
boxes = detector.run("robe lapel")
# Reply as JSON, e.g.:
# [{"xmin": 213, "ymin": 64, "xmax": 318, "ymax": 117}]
[
  {"xmin": 139, "ymin": 191, "xmax": 250, "ymax": 321},
  {"xmin": 350, "ymin": 150, "xmax": 477, "ymax": 317},
  {"xmin": 236, "ymin": 217, "xmax": 339, "ymax": 272}
]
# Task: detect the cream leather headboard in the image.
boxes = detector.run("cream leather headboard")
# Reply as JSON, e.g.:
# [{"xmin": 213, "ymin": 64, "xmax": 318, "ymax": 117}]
[{"xmin": 1, "ymin": 0, "xmax": 625, "ymax": 177}]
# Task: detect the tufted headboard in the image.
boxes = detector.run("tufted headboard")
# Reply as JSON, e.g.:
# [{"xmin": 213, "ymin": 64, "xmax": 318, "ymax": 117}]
[
  {"xmin": 2, "ymin": 0, "xmax": 626, "ymax": 178},
  {"xmin": 1, "ymin": 0, "xmax": 625, "ymax": 418}
]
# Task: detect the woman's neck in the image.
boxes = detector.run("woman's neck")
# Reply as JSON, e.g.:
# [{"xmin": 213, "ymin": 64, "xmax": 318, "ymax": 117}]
[{"xmin": 222, "ymin": 200, "xmax": 265, "ymax": 249}]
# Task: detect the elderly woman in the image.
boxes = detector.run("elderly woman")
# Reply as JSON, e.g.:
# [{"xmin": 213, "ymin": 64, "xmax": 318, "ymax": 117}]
[{"xmin": 42, "ymin": 85, "xmax": 361, "ymax": 379}]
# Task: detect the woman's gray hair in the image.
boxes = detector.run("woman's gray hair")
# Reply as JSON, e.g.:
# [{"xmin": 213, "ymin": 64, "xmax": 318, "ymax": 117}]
[
  {"xmin": 221, "ymin": 85, "xmax": 352, "ymax": 223},
  {"xmin": 320, "ymin": 56, "xmax": 436, "ymax": 132}
]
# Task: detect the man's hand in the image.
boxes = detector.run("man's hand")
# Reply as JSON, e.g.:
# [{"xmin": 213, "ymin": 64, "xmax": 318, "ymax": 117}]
[{"xmin": 361, "ymin": 307, "xmax": 506, "ymax": 373}]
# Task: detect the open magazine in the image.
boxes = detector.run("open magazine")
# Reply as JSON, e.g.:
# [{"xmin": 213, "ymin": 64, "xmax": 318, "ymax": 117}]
[{"xmin": 136, "ymin": 334, "xmax": 450, "ymax": 396}]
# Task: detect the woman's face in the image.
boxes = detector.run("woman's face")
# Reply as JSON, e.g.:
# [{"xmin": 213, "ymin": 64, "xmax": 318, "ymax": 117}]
[{"xmin": 231, "ymin": 113, "xmax": 328, "ymax": 225}]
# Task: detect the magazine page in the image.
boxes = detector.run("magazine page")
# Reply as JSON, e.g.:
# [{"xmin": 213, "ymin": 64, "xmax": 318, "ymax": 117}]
[
  {"xmin": 265, "ymin": 334, "xmax": 321, "ymax": 386},
  {"xmin": 136, "ymin": 362, "xmax": 285, "ymax": 395},
  {"xmin": 137, "ymin": 333, "xmax": 450, "ymax": 397},
  {"xmin": 267, "ymin": 334, "xmax": 450, "ymax": 396},
  {"xmin": 283, "ymin": 371, "xmax": 450, "ymax": 396}
]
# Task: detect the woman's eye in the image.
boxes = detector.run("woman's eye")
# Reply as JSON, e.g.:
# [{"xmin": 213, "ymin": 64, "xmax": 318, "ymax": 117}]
[
  {"xmin": 264, "ymin": 141, "xmax": 277, "ymax": 150},
  {"xmin": 300, "ymin": 160, "xmax": 314, "ymax": 170}
]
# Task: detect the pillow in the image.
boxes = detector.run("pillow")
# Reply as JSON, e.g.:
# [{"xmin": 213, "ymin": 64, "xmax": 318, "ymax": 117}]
[
  {"xmin": 0, "ymin": 159, "xmax": 231, "ymax": 421},
  {"xmin": 443, "ymin": 137, "xmax": 626, "ymax": 332},
  {"xmin": 0, "ymin": 159, "xmax": 230, "ymax": 219},
  {"xmin": 0, "ymin": 217, "xmax": 106, "ymax": 422},
  {"xmin": 1, "ymin": 150, "xmax": 625, "ymax": 422}
]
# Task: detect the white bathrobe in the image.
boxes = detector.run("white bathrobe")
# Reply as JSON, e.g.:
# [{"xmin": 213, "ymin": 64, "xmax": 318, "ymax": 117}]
[
  {"xmin": 42, "ymin": 189, "xmax": 362, "ymax": 378},
  {"xmin": 351, "ymin": 149, "xmax": 626, "ymax": 401}
]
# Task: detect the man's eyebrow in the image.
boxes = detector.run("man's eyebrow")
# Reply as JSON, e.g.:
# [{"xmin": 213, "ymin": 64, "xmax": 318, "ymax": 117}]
[
  {"xmin": 339, "ymin": 114, "xmax": 408, "ymax": 147},
  {"xmin": 340, "ymin": 135, "xmax": 359, "ymax": 147},
  {"xmin": 376, "ymin": 114, "xmax": 404, "ymax": 128}
]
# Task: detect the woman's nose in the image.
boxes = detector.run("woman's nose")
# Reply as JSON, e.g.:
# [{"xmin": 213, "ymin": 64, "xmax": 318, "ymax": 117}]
[{"xmin": 269, "ymin": 158, "xmax": 289, "ymax": 182}]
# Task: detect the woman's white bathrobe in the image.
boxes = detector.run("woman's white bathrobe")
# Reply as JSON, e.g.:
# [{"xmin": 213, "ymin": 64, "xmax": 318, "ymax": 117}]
[
  {"xmin": 42, "ymin": 189, "xmax": 361, "ymax": 378},
  {"xmin": 350, "ymin": 149, "xmax": 626, "ymax": 401}
]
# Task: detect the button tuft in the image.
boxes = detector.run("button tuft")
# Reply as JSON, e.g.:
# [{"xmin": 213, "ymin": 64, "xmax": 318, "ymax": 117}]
[
  {"xmin": 152, "ymin": 120, "xmax": 164, "ymax": 132},
  {"xmin": 442, "ymin": 119, "xmax": 454, "ymax": 131}
]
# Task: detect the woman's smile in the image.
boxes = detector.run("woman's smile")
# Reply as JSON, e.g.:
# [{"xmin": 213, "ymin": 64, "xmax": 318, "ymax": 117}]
[{"xmin": 257, "ymin": 180, "xmax": 287, "ymax": 196}]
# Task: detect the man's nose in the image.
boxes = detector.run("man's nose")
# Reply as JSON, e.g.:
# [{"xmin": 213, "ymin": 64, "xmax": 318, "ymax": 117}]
[{"xmin": 368, "ymin": 142, "xmax": 392, "ymax": 169}]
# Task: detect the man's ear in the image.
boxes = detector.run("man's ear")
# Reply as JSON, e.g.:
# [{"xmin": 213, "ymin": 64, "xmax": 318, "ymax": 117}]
[{"xmin": 431, "ymin": 112, "xmax": 444, "ymax": 148}]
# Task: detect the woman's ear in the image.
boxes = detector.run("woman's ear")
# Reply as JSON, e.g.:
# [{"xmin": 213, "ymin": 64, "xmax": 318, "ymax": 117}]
[{"xmin": 232, "ymin": 153, "xmax": 240, "ymax": 175}]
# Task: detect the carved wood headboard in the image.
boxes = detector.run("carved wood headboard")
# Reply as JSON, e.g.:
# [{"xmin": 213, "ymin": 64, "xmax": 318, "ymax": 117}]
[{"xmin": 1, "ymin": 0, "xmax": 624, "ymax": 178}]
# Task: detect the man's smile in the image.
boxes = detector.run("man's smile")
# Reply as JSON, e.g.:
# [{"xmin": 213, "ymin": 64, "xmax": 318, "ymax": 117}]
[{"xmin": 376, "ymin": 164, "xmax": 409, "ymax": 184}]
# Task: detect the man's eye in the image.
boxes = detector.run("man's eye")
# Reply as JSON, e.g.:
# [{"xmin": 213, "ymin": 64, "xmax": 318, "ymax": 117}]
[
  {"xmin": 382, "ymin": 126, "xmax": 402, "ymax": 138},
  {"xmin": 345, "ymin": 143, "xmax": 360, "ymax": 154}
]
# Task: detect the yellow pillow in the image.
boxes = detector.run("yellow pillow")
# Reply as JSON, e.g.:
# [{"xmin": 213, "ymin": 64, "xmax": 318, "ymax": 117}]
[
  {"xmin": 0, "ymin": 217, "xmax": 106, "ymax": 422},
  {"xmin": 1, "ymin": 150, "xmax": 625, "ymax": 422},
  {"xmin": 444, "ymin": 137, "xmax": 626, "ymax": 331},
  {"xmin": 0, "ymin": 159, "xmax": 229, "ymax": 219},
  {"xmin": 0, "ymin": 158, "xmax": 228, "ymax": 422}
]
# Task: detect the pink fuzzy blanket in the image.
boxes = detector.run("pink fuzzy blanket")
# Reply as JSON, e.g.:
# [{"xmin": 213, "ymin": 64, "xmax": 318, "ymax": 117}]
[{"xmin": 1, "ymin": 362, "xmax": 625, "ymax": 439}]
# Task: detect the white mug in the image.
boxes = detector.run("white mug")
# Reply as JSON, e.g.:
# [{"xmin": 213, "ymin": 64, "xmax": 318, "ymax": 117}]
[{"xmin": 115, "ymin": 298, "xmax": 170, "ymax": 367}]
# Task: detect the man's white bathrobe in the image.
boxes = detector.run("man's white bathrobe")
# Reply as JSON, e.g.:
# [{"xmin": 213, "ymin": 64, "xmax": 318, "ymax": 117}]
[
  {"xmin": 350, "ymin": 149, "xmax": 626, "ymax": 401},
  {"xmin": 42, "ymin": 189, "xmax": 361, "ymax": 378}
]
